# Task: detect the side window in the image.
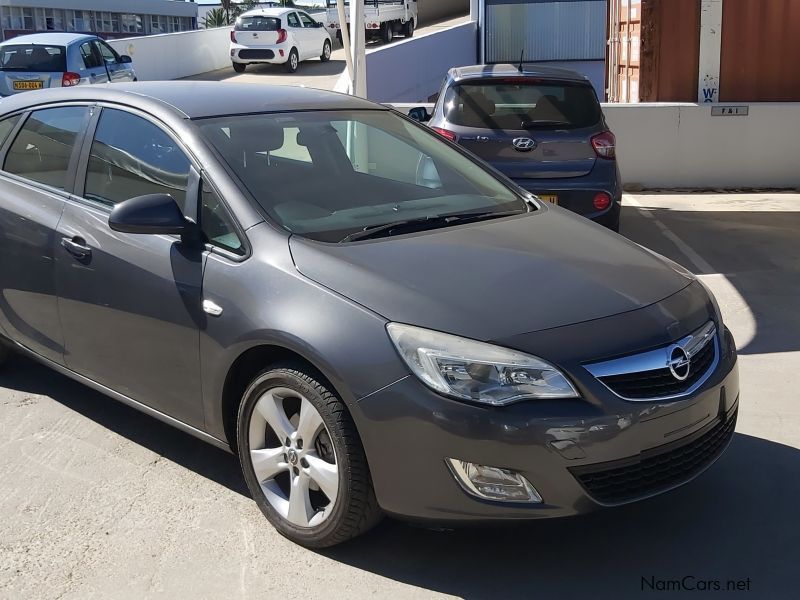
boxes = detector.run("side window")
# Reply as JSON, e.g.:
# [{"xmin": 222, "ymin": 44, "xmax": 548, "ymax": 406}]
[
  {"xmin": 201, "ymin": 185, "xmax": 245, "ymax": 256},
  {"xmin": 299, "ymin": 13, "xmax": 315, "ymax": 28},
  {"xmin": 4, "ymin": 106, "xmax": 89, "ymax": 190},
  {"xmin": 79, "ymin": 41, "xmax": 101, "ymax": 69},
  {"xmin": 95, "ymin": 40, "xmax": 119, "ymax": 64},
  {"xmin": 287, "ymin": 12, "xmax": 300, "ymax": 28},
  {"xmin": 0, "ymin": 114, "xmax": 21, "ymax": 147},
  {"xmin": 84, "ymin": 108, "xmax": 190, "ymax": 207}
]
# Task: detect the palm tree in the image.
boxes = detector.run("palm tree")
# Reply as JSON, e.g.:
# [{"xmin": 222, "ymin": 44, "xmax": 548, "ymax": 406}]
[{"xmin": 203, "ymin": 7, "xmax": 229, "ymax": 28}]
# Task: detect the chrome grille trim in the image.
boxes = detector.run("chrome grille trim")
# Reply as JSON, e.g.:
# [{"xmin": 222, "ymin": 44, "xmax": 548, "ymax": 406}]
[{"xmin": 584, "ymin": 321, "xmax": 719, "ymax": 402}]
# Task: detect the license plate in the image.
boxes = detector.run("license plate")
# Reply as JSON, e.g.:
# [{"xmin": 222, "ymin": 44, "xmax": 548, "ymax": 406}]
[
  {"xmin": 13, "ymin": 80, "xmax": 43, "ymax": 90},
  {"xmin": 539, "ymin": 194, "xmax": 559, "ymax": 205}
]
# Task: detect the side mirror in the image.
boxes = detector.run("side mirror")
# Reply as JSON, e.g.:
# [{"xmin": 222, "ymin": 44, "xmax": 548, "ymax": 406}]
[
  {"xmin": 109, "ymin": 194, "xmax": 193, "ymax": 235},
  {"xmin": 316, "ymin": 22, "xmax": 324, "ymax": 28},
  {"xmin": 408, "ymin": 107, "xmax": 431, "ymax": 122},
  {"xmin": 120, "ymin": 55, "xmax": 132, "ymax": 64}
]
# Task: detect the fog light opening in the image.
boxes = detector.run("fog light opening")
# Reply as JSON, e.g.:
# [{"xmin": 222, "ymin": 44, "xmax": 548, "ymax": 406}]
[{"xmin": 446, "ymin": 458, "xmax": 542, "ymax": 503}]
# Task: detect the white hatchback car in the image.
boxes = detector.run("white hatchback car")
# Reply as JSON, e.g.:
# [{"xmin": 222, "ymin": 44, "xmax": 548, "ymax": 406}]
[{"xmin": 230, "ymin": 7, "xmax": 332, "ymax": 73}]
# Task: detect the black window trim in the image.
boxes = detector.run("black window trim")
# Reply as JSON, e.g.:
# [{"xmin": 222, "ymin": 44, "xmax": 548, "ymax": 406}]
[
  {"xmin": 0, "ymin": 102, "xmax": 94, "ymax": 198},
  {"xmin": 70, "ymin": 103, "xmax": 251, "ymax": 263}
]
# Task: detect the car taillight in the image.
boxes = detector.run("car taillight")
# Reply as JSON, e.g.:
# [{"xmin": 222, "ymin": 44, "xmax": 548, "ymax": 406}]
[
  {"xmin": 61, "ymin": 72, "xmax": 80, "ymax": 87},
  {"xmin": 593, "ymin": 192, "xmax": 612, "ymax": 211},
  {"xmin": 432, "ymin": 127, "xmax": 457, "ymax": 142},
  {"xmin": 276, "ymin": 28, "xmax": 288, "ymax": 44},
  {"xmin": 591, "ymin": 131, "xmax": 616, "ymax": 159},
  {"xmin": 230, "ymin": 31, "xmax": 237, "ymax": 43}
]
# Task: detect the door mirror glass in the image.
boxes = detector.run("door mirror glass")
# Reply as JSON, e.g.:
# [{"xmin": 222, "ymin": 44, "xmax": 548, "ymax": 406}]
[
  {"xmin": 109, "ymin": 194, "xmax": 192, "ymax": 235},
  {"xmin": 119, "ymin": 54, "xmax": 132, "ymax": 64},
  {"xmin": 408, "ymin": 107, "xmax": 431, "ymax": 122}
]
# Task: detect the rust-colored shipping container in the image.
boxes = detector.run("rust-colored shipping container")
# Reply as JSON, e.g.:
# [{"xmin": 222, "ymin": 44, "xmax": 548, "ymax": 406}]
[
  {"xmin": 607, "ymin": 0, "xmax": 700, "ymax": 102},
  {"xmin": 720, "ymin": 0, "xmax": 800, "ymax": 101}
]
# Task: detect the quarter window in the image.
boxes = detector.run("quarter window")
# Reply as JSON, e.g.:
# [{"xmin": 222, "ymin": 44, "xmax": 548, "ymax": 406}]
[
  {"xmin": 0, "ymin": 114, "xmax": 21, "ymax": 147},
  {"xmin": 84, "ymin": 109, "xmax": 190, "ymax": 207},
  {"xmin": 201, "ymin": 185, "xmax": 245, "ymax": 256},
  {"xmin": 4, "ymin": 106, "xmax": 89, "ymax": 190}
]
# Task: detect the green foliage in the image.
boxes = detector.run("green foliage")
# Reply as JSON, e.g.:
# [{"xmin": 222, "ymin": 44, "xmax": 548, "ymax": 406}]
[{"xmin": 202, "ymin": 7, "xmax": 229, "ymax": 28}]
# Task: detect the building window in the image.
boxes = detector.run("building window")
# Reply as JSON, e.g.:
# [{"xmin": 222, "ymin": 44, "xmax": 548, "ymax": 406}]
[
  {"xmin": 121, "ymin": 14, "xmax": 143, "ymax": 34},
  {"xmin": 110, "ymin": 13, "xmax": 120, "ymax": 33},
  {"xmin": 2, "ymin": 7, "xmax": 34, "ymax": 30}
]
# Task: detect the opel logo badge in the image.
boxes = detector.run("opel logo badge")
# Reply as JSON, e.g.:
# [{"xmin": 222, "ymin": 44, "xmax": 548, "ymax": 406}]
[
  {"xmin": 668, "ymin": 346, "xmax": 691, "ymax": 381},
  {"xmin": 512, "ymin": 137, "xmax": 536, "ymax": 152}
]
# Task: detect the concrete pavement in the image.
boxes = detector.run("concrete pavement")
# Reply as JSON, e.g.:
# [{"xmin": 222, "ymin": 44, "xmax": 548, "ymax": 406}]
[{"xmin": 1, "ymin": 193, "xmax": 798, "ymax": 599}]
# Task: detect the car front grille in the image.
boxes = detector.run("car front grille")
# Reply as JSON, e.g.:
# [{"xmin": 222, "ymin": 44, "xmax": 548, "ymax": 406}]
[
  {"xmin": 570, "ymin": 408, "xmax": 737, "ymax": 505},
  {"xmin": 599, "ymin": 337, "xmax": 716, "ymax": 399},
  {"xmin": 584, "ymin": 321, "xmax": 719, "ymax": 401},
  {"xmin": 239, "ymin": 49, "xmax": 275, "ymax": 60}
]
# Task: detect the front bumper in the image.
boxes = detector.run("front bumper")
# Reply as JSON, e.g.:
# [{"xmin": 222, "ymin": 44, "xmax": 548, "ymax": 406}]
[{"xmin": 355, "ymin": 329, "xmax": 738, "ymax": 524}]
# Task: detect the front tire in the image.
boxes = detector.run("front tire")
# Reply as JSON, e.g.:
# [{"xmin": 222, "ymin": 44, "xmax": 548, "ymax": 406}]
[
  {"xmin": 320, "ymin": 40, "xmax": 332, "ymax": 62},
  {"xmin": 237, "ymin": 364, "xmax": 382, "ymax": 548},
  {"xmin": 403, "ymin": 19, "xmax": 414, "ymax": 38},
  {"xmin": 232, "ymin": 62, "xmax": 246, "ymax": 73},
  {"xmin": 285, "ymin": 48, "xmax": 299, "ymax": 73},
  {"xmin": 0, "ymin": 342, "xmax": 10, "ymax": 368}
]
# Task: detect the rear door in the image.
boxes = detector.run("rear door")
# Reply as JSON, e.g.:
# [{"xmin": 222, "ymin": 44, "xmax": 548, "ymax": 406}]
[
  {"xmin": 94, "ymin": 40, "xmax": 134, "ymax": 82},
  {"xmin": 298, "ymin": 11, "xmax": 325, "ymax": 58},
  {"xmin": 0, "ymin": 44, "xmax": 67, "ymax": 95},
  {"xmin": 443, "ymin": 79, "xmax": 604, "ymax": 179},
  {"xmin": 0, "ymin": 105, "xmax": 91, "ymax": 363},
  {"xmin": 55, "ymin": 106, "xmax": 205, "ymax": 427},
  {"xmin": 77, "ymin": 41, "xmax": 108, "ymax": 84},
  {"xmin": 286, "ymin": 12, "xmax": 308, "ymax": 56}
]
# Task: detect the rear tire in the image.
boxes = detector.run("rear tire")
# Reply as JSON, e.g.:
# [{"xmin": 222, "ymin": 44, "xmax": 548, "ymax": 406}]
[
  {"xmin": 381, "ymin": 22, "xmax": 393, "ymax": 44},
  {"xmin": 237, "ymin": 363, "xmax": 382, "ymax": 548},
  {"xmin": 320, "ymin": 40, "xmax": 331, "ymax": 62},
  {"xmin": 232, "ymin": 62, "xmax": 246, "ymax": 73},
  {"xmin": 403, "ymin": 19, "xmax": 414, "ymax": 38},
  {"xmin": 0, "ymin": 342, "xmax": 11, "ymax": 368},
  {"xmin": 285, "ymin": 48, "xmax": 299, "ymax": 73}
]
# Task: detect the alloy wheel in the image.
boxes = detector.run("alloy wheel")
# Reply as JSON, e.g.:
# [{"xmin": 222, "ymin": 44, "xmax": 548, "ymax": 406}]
[{"xmin": 248, "ymin": 387, "xmax": 338, "ymax": 528}]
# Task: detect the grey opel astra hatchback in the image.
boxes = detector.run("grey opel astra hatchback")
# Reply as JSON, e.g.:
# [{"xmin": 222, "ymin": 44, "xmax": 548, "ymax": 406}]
[{"xmin": 0, "ymin": 83, "xmax": 738, "ymax": 548}]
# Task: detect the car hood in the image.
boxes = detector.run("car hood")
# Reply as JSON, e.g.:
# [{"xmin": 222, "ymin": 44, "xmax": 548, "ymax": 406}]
[{"xmin": 289, "ymin": 209, "xmax": 693, "ymax": 342}]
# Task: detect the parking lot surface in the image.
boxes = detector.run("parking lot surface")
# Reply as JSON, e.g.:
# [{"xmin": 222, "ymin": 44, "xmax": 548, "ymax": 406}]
[
  {"xmin": 185, "ymin": 15, "xmax": 468, "ymax": 92},
  {"xmin": 1, "ymin": 193, "xmax": 798, "ymax": 599}
]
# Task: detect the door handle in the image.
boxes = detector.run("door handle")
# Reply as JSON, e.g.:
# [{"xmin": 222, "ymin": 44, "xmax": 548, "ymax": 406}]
[{"xmin": 61, "ymin": 236, "xmax": 92, "ymax": 259}]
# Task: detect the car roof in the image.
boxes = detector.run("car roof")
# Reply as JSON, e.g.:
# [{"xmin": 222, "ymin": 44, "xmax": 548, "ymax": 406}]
[
  {"xmin": 240, "ymin": 7, "xmax": 294, "ymax": 18},
  {"xmin": 0, "ymin": 32, "xmax": 96, "ymax": 47},
  {"xmin": 0, "ymin": 81, "xmax": 385, "ymax": 120},
  {"xmin": 450, "ymin": 64, "xmax": 590, "ymax": 83}
]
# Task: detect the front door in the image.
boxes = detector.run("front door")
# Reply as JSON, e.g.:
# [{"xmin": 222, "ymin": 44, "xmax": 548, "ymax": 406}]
[
  {"xmin": 0, "ymin": 106, "xmax": 91, "ymax": 363},
  {"xmin": 55, "ymin": 107, "xmax": 205, "ymax": 428}
]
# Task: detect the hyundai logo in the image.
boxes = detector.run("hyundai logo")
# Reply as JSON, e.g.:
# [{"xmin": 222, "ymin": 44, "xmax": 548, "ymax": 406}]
[
  {"xmin": 512, "ymin": 137, "xmax": 536, "ymax": 152},
  {"xmin": 668, "ymin": 346, "xmax": 691, "ymax": 381}
]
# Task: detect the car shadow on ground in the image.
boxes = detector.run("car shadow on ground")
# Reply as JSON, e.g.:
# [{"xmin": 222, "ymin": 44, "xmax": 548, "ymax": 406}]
[
  {"xmin": 620, "ymin": 199, "xmax": 800, "ymax": 356},
  {"xmin": 187, "ymin": 58, "xmax": 347, "ymax": 82},
  {"xmin": 323, "ymin": 432, "xmax": 798, "ymax": 598},
  {"xmin": 0, "ymin": 355, "xmax": 250, "ymax": 498}
]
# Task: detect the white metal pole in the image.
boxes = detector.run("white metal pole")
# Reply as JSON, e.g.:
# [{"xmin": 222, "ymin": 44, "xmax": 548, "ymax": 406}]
[
  {"xmin": 350, "ymin": 0, "xmax": 367, "ymax": 98},
  {"xmin": 335, "ymin": 0, "xmax": 354, "ymax": 85},
  {"xmin": 698, "ymin": 0, "xmax": 724, "ymax": 103}
]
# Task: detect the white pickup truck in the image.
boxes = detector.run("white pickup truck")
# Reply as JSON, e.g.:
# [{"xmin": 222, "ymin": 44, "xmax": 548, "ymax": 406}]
[{"xmin": 325, "ymin": 0, "xmax": 418, "ymax": 44}]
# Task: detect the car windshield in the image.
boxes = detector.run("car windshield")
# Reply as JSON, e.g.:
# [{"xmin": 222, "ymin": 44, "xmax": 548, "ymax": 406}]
[
  {"xmin": 444, "ymin": 79, "xmax": 602, "ymax": 130},
  {"xmin": 197, "ymin": 110, "xmax": 529, "ymax": 243},
  {"xmin": 235, "ymin": 16, "xmax": 281, "ymax": 31},
  {"xmin": 0, "ymin": 44, "xmax": 66, "ymax": 72}
]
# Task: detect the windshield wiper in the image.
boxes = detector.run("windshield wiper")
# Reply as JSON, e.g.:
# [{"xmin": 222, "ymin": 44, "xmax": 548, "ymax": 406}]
[{"xmin": 339, "ymin": 209, "xmax": 527, "ymax": 243}]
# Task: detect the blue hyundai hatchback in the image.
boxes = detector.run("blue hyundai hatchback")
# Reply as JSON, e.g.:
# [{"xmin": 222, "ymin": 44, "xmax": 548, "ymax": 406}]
[{"xmin": 410, "ymin": 64, "xmax": 622, "ymax": 231}]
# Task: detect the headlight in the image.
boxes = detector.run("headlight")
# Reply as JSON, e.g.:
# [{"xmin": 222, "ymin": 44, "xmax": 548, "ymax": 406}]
[{"xmin": 387, "ymin": 323, "xmax": 579, "ymax": 406}]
